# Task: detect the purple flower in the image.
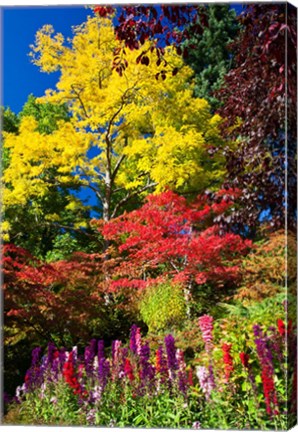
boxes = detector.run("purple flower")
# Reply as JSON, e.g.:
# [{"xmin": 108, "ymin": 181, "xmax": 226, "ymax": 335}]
[
  {"xmin": 178, "ymin": 370, "xmax": 188, "ymax": 395},
  {"xmin": 90, "ymin": 339, "xmax": 97, "ymax": 356},
  {"xmin": 51, "ymin": 358, "xmax": 60, "ymax": 381},
  {"xmin": 140, "ymin": 343, "xmax": 155, "ymax": 385},
  {"xmin": 254, "ymin": 329, "xmax": 274, "ymax": 376},
  {"xmin": 176, "ymin": 349, "xmax": 188, "ymax": 395},
  {"xmin": 253, "ymin": 324, "xmax": 262, "ymax": 338},
  {"xmin": 84, "ymin": 340, "xmax": 96, "ymax": 377},
  {"xmin": 97, "ymin": 340, "xmax": 105, "ymax": 361},
  {"xmin": 86, "ymin": 408, "xmax": 96, "ymax": 425},
  {"xmin": 58, "ymin": 348, "xmax": 66, "ymax": 372},
  {"xmin": 122, "ymin": 347, "xmax": 128, "ymax": 359},
  {"xmin": 141, "ymin": 343, "xmax": 150, "ymax": 361},
  {"xmin": 46, "ymin": 342, "xmax": 56, "ymax": 366},
  {"xmin": 254, "ymin": 326, "xmax": 279, "ymax": 415},
  {"xmin": 156, "ymin": 345, "xmax": 168, "ymax": 381},
  {"xmin": 32, "ymin": 347, "xmax": 42, "ymax": 366},
  {"xmin": 130, "ymin": 324, "xmax": 138, "ymax": 354},
  {"xmin": 98, "ymin": 358, "xmax": 110, "ymax": 390},
  {"xmin": 165, "ymin": 334, "xmax": 178, "ymax": 377}
]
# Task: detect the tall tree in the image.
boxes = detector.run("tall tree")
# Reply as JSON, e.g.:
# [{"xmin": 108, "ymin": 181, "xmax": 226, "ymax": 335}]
[
  {"xmin": 217, "ymin": 4, "xmax": 297, "ymax": 233},
  {"xmin": 3, "ymin": 16, "xmax": 228, "ymax": 227},
  {"xmin": 2, "ymin": 97, "xmax": 95, "ymax": 258},
  {"xmin": 183, "ymin": 5, "xmax": 240, "ymax": 110},
  {"xmin": 99, "ymin": 189, "xmax": 252, "ymax": 316}
]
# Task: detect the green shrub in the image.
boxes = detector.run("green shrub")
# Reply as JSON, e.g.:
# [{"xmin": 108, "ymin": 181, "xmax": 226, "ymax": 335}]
[{"xmin": 139, "ymin": 281, "xmax": 186, "ymax": 333}]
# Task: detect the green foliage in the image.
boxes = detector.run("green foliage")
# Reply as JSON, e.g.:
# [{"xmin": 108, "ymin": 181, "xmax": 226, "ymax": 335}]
[
  {"xmin": 1, "ymin": 106, "xmax": 19, "ymax": 133},
  {"xmin": 139, "ymin": 282, "xmax": 186, "ymax": 333},
  {"xmin": 89, "ymin": 387, "xmax": 199, "ymax": 428},
  {"xmin": 20, "ymin": 94, "xmax": 70, "ymax": 134},
  {"xmin": 3, "ymin": 187, "xmax": 95, "ymax": 258},
  {"xmin": 5, "ymin": 385, "xmax": 200, "ymax": 427},
  {"xmin": 4, "ymin": 382, "xmax": 81, "ymax": 425},
  {"xmin": 217, "ymin": 293, "xmax": 286, "ymax": 332},
  {"xmin": 1, "ymin": 107, "xmax": 20, "ymax": 175},
  {"xmin": 45, "ymin": 233, "xmax": 82, "ymax": 262},
  {"xmin": 183, "ymin": 5, "xmax": 240, "ymax": 109}
]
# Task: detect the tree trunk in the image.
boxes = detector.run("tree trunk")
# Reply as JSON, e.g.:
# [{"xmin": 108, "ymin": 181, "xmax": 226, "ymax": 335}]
[{"xmin": 184, "ymin": 283, "xmax": 191, "ymax": 320}]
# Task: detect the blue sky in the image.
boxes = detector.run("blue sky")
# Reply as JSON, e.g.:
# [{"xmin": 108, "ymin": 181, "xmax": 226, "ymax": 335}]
[
  {"xmin": 2, "ymin": 5, "xmax": 243, "ymax": 113},
  {"xmin": 2, "ymin": 6, "xmax": 91, "ymax": 112}
]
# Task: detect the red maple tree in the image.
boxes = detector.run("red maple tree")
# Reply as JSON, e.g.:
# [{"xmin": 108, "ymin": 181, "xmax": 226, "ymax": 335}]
[{"xmin": 99, "ymin": 190, "xmax": 252, "ymax": 295}]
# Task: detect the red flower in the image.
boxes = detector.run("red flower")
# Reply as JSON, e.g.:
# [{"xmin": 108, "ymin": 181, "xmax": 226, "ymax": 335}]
[
  {"xmin": 155, "ymin": 349, "xmax": 162, "ymax": 373},
  {"xmin": 222, "ymin": 343, "xmax": 233, "ymax": 381},
  {"xmin": 239, "ymin": 352, "xmax": 249, "ymax": 368},
  {"xmin": 63, "ymin": 352, "xmax": 82, "ymax": 395},
  {"xmin": 188, "ymin": 368, "xmax": 194, "ymax": 386},
  {"xmin": 261, "ymin": 364, "xmax": 279, "ymax": 415},
  {"xmin": 278, "ymin": 318, "xmax": 293, "ymax": 336},
  {"xmin": 277, "ymin": 319, "xmax": 286, "ymax": 336},
  {"xmin": 124, "ymin": 358, "xmax": 134, "ymax": 382}
]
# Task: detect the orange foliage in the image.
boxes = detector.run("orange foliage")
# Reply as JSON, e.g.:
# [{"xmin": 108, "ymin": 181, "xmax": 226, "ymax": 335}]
[{"xmin": 235, "ymin": 230, "xmax": 296, "ymax": 302}]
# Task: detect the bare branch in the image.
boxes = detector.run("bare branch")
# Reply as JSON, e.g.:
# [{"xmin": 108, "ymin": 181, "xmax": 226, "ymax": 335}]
[
  {"xmin": 111, "ymin": 154, "xmax": 126, "ymax": 183},
  {"xmin": 70, "ymin": 84, "xmax": 90, "ymax": 119},
  {"xmin": 111, "ymin": 181, "xmax": 157, "ymax": 219},
  {"xmin": 43, "ymin": 221, "xmax": 97, "ymax": 238}
]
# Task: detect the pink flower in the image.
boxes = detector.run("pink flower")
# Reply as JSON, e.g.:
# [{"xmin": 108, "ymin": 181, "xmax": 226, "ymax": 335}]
[
  {"xmin": 135, "ymin": 327, "xmax": 142, "ymax": 355},
  {"xmin": 196, "ymin": 366, "xmax": 215, "ymax": 400},
  {"xmin": 198, "ymin": 315, "xmax": 214, "ymax": 352},
  {"xmin": 176, "ymin": 349, "xmax": 186, "ymax": 371}
]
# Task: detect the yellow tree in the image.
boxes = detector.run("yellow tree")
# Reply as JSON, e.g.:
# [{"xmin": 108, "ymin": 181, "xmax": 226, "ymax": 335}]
[{"xmin": 3, "ymin": 16, "xmax": 227, "ymax": 222}]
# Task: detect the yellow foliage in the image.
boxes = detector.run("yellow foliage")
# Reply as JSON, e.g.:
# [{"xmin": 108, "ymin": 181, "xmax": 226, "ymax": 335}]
[
  {"xmin": 4, "ymin": 15, "xmax": 228, "ymax": 220},
  {"xmin": 1, "ymin": 220, "xmax": 11, "ymax": 241}
]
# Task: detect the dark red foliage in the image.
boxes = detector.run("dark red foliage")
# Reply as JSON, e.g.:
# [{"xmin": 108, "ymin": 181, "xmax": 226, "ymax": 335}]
[
  {"xmin": 94, "ymin": 6, "xmax": 114, "ymax": 18},
  {"xmin": 217, "ymin": 4, "xmax": 297, "ymax": 233},
  {"xmin": 93, "ymin": 5, "xmax": 205, "ymax": 76},
  {"xmin": 218, "ymin": 4, "xmax": 296, "ymax": 142},
  {"xmin": 99, "ymin": 190, "xmax": 252, "ymax": 294},
  {"xmin": 2, "ymin": 244, "xmax": 106, "ymax": 345}
]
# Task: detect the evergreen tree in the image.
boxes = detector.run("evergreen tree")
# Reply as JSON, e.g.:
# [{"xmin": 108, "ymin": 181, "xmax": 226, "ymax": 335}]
[{"xmin": 183, "ymin": 5, "xmax": 240, "ymax": 110}]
